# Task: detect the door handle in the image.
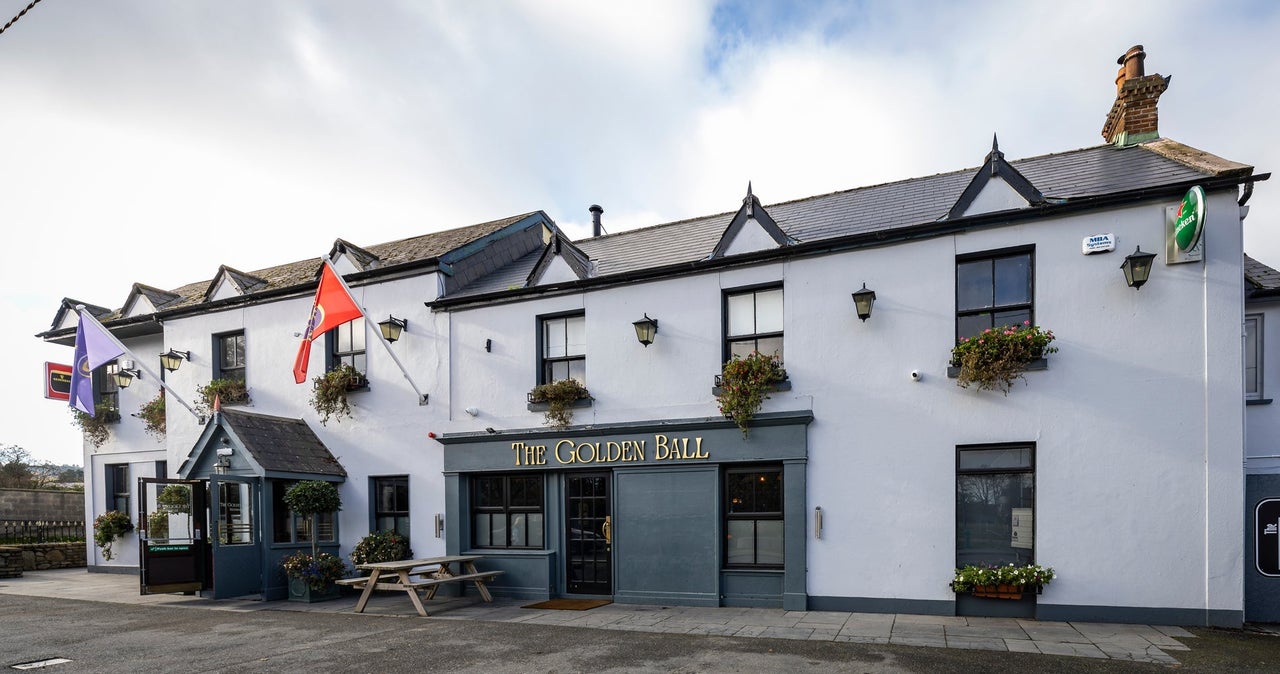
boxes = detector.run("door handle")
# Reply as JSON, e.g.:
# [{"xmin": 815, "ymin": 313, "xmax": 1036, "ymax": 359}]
[{"xmin": 601, "ymin": 516, "xmax": 612, "ymax": 545}]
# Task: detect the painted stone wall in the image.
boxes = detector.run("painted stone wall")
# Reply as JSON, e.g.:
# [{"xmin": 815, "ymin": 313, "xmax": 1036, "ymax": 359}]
[{"xmin": 0, "ymin": 488, "xmax": 84, "ymax": 521}]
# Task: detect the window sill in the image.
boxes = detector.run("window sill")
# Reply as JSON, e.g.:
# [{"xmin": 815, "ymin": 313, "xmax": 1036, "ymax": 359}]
[
  {"xmin": 712, "ymin": 380, "xmax": 792, "ymax": 397},
  {"xmin": 1248, "ymin": 398, "xmax": 1273, "ymax": 406},
  {"xmin": 947, "ymin": 358, "xmax": 1048, "ymax": 379},
  {"xmin": 527, "ymin": 397, "xmax": 593, "ymax": 413}
]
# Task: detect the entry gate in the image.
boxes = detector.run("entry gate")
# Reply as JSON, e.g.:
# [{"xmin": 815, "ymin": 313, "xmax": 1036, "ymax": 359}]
[{"xmin": 138, "ymin": 478, "xmax": 208, "ymax": 595}]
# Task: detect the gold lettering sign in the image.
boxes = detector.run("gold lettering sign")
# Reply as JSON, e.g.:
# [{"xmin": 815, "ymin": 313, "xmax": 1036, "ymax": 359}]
[{"xmin": 512, "ymin": 434, "xmax": 708, "ymax": 467}]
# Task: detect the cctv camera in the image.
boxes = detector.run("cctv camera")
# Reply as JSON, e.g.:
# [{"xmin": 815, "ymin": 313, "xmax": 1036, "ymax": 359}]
[{"xmin": 910, "ymin": 370, "xmax": 921, "ymax": 382}]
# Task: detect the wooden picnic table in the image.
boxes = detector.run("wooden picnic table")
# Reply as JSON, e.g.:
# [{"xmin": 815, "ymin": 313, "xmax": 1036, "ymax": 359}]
[{"xmin": 337, "ymin": 554, "xmax": 504, "ymax": 617}]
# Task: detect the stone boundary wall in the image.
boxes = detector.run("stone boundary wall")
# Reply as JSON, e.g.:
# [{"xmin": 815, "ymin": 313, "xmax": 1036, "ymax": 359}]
[
  {"xmin": 0, "ymin": 488, "xmax": 83, "ymax": 521},
  {"xmin": 0, "ymin": 542, "xmax": 87, "ymax": 577}
]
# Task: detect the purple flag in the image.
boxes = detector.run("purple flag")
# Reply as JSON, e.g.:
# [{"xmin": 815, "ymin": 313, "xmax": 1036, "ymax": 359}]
[{"xmin": 68, "ymin": 313, "xmax": 124, "ymax": 416}]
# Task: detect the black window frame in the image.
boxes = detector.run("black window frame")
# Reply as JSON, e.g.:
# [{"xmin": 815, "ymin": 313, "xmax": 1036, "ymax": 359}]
[
  {"xmin": 214, "ymin": 331, "xmax": 247, "ymax": 382},
  {"xmin": 1246, "ymin": 313, "xmax": 1263, "ymax": 401},
  {"xmin": 723, "ymin": 284, "xmax": 784, "ymax": 363},
  {"xmin": 955, "ymin": 442, "xmax": 1036, "ymax": 568},
  {"xmin": 471, "ymin": 474, "xmax": 545, "ymax": 550},
  {"xmin": 722, "ymin": 465, "xmax": 784, "ymax": 569},
  {"xmin": 270, "ymin": 480, "xmax": 336, "ymax": 545},
  {"xmin": 327, "ymin": 317, "xmax": 367, "ymax": 373},
  {"xmin": 95, "ymin": 362, "xmax": 120, "ymax": 416},
  {"xmin": 372, "ymin": 475, "xmax": 410, "ymax": 540},
  {"xmin": 955, "ymin": 246, "xmax": 1035, "ymax": 343},
  {"xmin": 537, "ymin": 311, "xmax": 586, "ymax": 386},
  {"xmin": 105, "ymin": 463, "xmax": 129, "ymax": 514}
]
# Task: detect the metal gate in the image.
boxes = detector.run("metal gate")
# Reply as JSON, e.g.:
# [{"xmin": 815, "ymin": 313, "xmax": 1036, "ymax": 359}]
[{"xmin": 138, "ymin": 478, "xmax": 208, "ymax": 595}]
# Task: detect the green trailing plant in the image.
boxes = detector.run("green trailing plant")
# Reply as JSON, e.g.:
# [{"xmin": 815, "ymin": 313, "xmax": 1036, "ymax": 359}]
[
  {"xmin": 950, "ymin": 563, "xmax": 1055, "ymax": 593},
  {"xmin": 93, "ymin": 510, "xmax": 132, "ymax": 560},
  {"xmin": 716, "ymin": 352, "xmax": 787, "ymax": 437},
  {"xmin": 71, "ymin": 405, "xmax": 121, "ymax": 448},
  {"xmin": 196, "ymin": 378, "xmax": 251, "ymax": 415},
  {"xmin": 283, "ymin": 480, "xmax": 342, "ymax": 557},
  {"xmin": 528, "ymin": 379, "xmax": 590, "ymax": 428},
  {"xmin": 309, "ymin": 364, "xmax": 367, "ymax": 425},
  {"xmin": 134, "ymin": 391, "xmax": 166, "ymax": 440},
  {"xmin": 281, "ymin": 551, "xmax": 347, "ymax": 591},
  {"xmin": 951, "ymin": 322, "xmax": 1058, "ymax": 395},
  {"xmin": 350, "ymin": 530, "xmax": 413, "ymax": 574}
]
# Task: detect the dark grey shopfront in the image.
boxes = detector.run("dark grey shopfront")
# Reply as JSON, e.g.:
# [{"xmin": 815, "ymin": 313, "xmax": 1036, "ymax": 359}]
[{"xmin": 439, "ymin": 411, "xmax": 812, "ymax": 610}]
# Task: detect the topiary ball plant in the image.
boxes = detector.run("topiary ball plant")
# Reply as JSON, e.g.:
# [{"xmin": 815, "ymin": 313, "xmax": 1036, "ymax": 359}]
[{"xmin": 283, "ymin": 480, "xmax": 342, "ymax": 557}]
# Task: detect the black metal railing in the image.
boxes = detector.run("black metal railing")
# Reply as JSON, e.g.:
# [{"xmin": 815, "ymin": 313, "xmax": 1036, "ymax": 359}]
[{"xmin": 0, "ymin": 520, "xmax": 86, "ymax": 544}]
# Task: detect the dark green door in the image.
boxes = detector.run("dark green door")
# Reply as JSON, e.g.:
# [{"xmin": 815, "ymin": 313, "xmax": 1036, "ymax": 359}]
[
  {"xmin": 138, "ymin": 478, "xmax": 207, "ymax": 595},
  {"xmin": 210, "ymin": 475, "xmax": 262, "ymax": 599},
  {"xmin": 566, "ymin": 473, "xmax": 611, "ymax": 595}
]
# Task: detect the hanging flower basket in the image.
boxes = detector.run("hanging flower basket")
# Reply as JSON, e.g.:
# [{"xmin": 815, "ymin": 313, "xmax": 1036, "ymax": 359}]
[{"xmin": 950, "ymin": 322, "xmax": 1057, "ymax": 394}]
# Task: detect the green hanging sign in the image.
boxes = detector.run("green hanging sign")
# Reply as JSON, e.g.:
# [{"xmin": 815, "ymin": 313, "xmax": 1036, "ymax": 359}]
[{"xmin": 1173, "ymin": 185, "xmax": 1206, "ymax": 252}]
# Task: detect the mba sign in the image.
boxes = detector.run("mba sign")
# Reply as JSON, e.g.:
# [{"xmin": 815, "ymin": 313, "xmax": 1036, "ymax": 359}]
[{"xmin": 1165, "ymin": 185, "xmax": 1206, "ymax": 264}]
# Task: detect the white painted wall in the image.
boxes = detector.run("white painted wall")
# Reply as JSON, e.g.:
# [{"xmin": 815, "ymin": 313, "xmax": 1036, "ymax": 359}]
[{"xmin": 1246, "ymin": 299, "xmax": 1280, "ymax": 473}]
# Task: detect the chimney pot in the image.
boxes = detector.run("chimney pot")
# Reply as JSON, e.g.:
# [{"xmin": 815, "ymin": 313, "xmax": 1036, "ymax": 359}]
[
  {"xmin": 589, "ymin": 204, "xmax": 603, "ymax": 237},
  {"xmin": 1120, "ymin": 45, "xmax": 1145, "ymax": 80}
]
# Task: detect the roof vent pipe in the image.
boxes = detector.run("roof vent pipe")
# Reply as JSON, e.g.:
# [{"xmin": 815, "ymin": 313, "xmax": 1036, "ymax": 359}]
[{"xmin": 589, "ymin": 204, "xmax": 604, "ymax": 237}]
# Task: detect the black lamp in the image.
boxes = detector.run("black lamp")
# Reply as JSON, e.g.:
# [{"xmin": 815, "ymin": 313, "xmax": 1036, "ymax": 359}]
[
  {"xmin": 633, "ymin": 314, "xmax": 659, "ymax": 347},
  {"xmin": 378, "ymin": 315, "xmax": 407, "ymax": 343},
  {"xmin": 1120, "ymin": 246, "xmax": 1157, "ymax": 290},
  {"xmin": 159, "ymin": 349, "xmax": 190, "ymax": 372},
  {"xmin": 113, "ymin": 368, "xmax": 140, "ymax": 388},
  {"xmin": 851, "ymin": 283, "xmax": 876, "ymax": 321}
]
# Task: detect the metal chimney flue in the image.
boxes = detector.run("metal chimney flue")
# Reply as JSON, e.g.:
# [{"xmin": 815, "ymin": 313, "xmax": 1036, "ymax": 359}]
[{"xmin": 589, "ymin": 204, "xmax": 604, "ymax": 237}]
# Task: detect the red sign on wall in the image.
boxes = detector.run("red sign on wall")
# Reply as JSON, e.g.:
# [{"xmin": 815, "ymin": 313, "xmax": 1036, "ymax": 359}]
[{"xmin": 45, "ymin": 362, "xmax": 72, "ymax": 401}]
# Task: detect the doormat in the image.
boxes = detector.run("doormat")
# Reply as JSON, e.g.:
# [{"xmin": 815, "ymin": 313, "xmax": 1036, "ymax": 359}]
[{"xmin": 522, "ymin": 598, "xmax": 612, "ymax": 611}]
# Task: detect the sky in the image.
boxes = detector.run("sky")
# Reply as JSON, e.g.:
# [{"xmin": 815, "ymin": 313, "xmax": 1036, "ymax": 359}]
[{"xmin": 3, "ymin": 0, "xmax": 1278, "ymax": 465}]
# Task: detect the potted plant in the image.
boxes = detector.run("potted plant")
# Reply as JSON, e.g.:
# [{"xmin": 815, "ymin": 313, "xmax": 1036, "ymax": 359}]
[
  {"xmin": 527, "ymin": 379, "xmax": 590, "ymax": 428},
  {"xmin": 716, "ymin": 352, "xmax": 787, "ymax": 437},
  {"xmin": 282, "ymin": 480, "xmax": 345, "ymax": 602},
  {"xmin": 196, "ymin": 378, "xmax": 251, "ymax": 415},
  {"xmin": 309, "ymin": 363, "xmax": 368, "ymax": 426},
  {"xmin": 134, "ymin": 391, "xmax": 166, "ymax": 440},
  {"xmin": 950, "ymin": 321, "xmax": 1057, "ymax": 395},
  {"xmin": 350, "ymin": 530, "xmax": 413, "ymax": 576},
  {"xmin": 70, "ymin": 404, "xmax": 121, "ymax": 448},
  {"xmin": 93, "ymin": 510, "xmax": 133, "ymax": 560},
  {"xmin": 950, "ymin": 563, "xmax": 1055, "ymax": 600}
]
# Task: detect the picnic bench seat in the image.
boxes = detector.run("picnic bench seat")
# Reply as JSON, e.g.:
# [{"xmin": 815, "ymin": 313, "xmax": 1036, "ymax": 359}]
[{"xmin": 345, "ymin": 556, "xmax": 505, "ymax": 616}]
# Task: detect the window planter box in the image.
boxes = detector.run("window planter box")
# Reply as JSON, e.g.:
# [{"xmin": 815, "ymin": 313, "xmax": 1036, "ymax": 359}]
[
  {"xmin": 711, "ymin": 376, "xmax": 791, "ymax": 397},
  {"xmin": 947, "ymin": 357, "xmax": 1048, "ymax": 379},
  {"xmin": 526, "ymin": 396, "xmax": 592, "ymax": 412}
]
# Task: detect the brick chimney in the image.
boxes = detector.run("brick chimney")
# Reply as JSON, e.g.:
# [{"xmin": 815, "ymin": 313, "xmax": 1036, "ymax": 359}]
[{"xmin": 1101, "ymin": 45, "xmax": 1171, "ymax": 147}]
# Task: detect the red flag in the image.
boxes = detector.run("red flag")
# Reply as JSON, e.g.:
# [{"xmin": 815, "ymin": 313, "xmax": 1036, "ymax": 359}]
[{"xmin": 293, "ymin": 262, "xmax": 363, "ymax": 383}]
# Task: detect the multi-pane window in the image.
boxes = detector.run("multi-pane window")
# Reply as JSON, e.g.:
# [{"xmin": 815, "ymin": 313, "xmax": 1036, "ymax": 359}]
[
  {"xmin": 725, "ymin": 287, "xmax": 784, "ymax": 361},
  {"xmin": 956, "ymin": 445, "xmax": 1035, "ymax": 567},
  {"xmin": 1246, "ymin": 314, "xmax": 1263, "ymax": 400},
  {"xmin": 540, "ymin": 314, "xmax": 586, "ymax": 385},
  {"xmin": 956, "ymin": 249, "xmax": 1034, "ymax": 341},
  {"xmin": 105, "ymin": 463, "xmax": 129, "ymax": 514},
  {"xmin": 96, "ymin": 363, "xmax": 120, "ymax": 414},
  {"xmin": 271, "ymin": 481, "xmax": 336, "ymax": 544},
  {"xmin": 329, "ymin": 318, "xmax": 366, "ymax": 372},
  {"xmin": 473, "ymin": 475, "xmax": 544, "ymax": 549},
  {"xmin": 217, "ymin": 332, "xmax": 246, "ymax": 382},
  {"xmin": 724, "ymin": 467, "xmax": 783, "ymax": 567},
  {"xmin": 373, "ymin": 476, "xmax": 410, "ymax": 539}
]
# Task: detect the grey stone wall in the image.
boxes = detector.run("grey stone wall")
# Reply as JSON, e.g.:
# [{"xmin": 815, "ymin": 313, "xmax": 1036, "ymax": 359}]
[
  {"xmin": 0, "ymin": 542, "xmax": 87, "ymax": 577},
  {"xmin": 0, "ymin": 488, "xmax": 83, "ymax": 521}
]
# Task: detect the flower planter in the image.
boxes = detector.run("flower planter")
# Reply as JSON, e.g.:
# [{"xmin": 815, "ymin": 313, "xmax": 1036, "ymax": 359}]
[
  {"xmin": 972, "ymin": 584, "xmax": 1024, "ymax": 600},
  {"xmin": 287, "ymin": 577, "xmax": 341, "ymax": 603}
]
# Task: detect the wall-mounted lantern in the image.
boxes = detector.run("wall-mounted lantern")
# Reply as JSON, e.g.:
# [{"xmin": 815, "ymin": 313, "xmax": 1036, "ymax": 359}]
[
  {"xmin": 851, "ymin": 283, "xmax": 876, "ymax": 322},
  {"xmin": 1120, "ymin": 246, "xmax": 1157, "ymax": 290},
  {"xmin": 378, "ymin": 315, "xmax": 408, "ymax": 343},
  {"xmin": 633, "ymin": 314, "xmax": 659, "ymax": 347},
  {"xmin": 159, "ymin": 349, "xmax": 190, "ymax": 373}
]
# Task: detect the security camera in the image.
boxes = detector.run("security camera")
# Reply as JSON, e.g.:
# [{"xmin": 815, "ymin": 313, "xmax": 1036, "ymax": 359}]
[
  {"xmin": 910, "ymin": 370, "xmax": 922, "ymax": 382},
  {"xmin": 464, "ymin": 407, "xmax": 479, "ymax": 417}
]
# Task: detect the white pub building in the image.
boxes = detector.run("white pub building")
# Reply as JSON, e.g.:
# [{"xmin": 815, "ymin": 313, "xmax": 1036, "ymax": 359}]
[{"xmin": 41, "ymin": 46, "xmax": 1280, "ymax": 626}]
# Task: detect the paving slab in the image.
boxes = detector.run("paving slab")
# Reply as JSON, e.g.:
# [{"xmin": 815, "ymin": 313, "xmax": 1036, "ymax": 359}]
[{"xmin": 945, "ymin": 636, "xmax": 1008, "ymax": 651}]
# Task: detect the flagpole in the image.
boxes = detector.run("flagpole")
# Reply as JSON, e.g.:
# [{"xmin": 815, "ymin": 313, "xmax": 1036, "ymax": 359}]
[
  {"xmin": 76, "ymin": 306, "xmax": 205, "ymax": 422},
  {"xmin": 322, "ymin": 260, "xmax": 429, "ymax": 406}
]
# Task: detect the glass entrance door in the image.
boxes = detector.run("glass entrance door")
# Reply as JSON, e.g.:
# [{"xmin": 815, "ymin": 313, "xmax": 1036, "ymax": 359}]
[
  {"xmin": 209, "ymin": 475, "xmax": 262, "ymax": 599},
  {"xmin": 565, "ymin": 473, "xmax": 611, "ymax": 595},
  {"xmin": 138, "ymin": 478, "xmax": 207, "ymax": 595}
]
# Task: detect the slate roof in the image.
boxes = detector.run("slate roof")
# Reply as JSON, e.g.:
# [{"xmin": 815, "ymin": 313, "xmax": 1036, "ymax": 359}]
[
  {"xmin": 54, "ymin": 212, "xmax": 538, "ymax": 325},
  {"xmin": 220, "ymin": 408, "xmax": 346, "ymax": 477},
  {"xmin": 450, "ymin": 140, "xmax": 1252, "ymax": 298},
  {"xmin": 1245, "ymin": 254, "xmax": 1280, "ymax": 295}
]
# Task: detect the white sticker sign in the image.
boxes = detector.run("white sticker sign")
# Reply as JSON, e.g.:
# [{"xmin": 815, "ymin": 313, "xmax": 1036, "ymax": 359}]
[{"xmin": 1082, "ymin": 233, "xmax": 1116, "ymax": 255}]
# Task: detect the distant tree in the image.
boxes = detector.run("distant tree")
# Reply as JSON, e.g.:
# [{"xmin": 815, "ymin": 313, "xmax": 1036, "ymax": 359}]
[
  {"xmin": 0, "ymin": 445, "xmax": 71, "ymax": 489},
  {"xmin": 57, "ymin": 466, "xmax": 84, "ymax": 483}
]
